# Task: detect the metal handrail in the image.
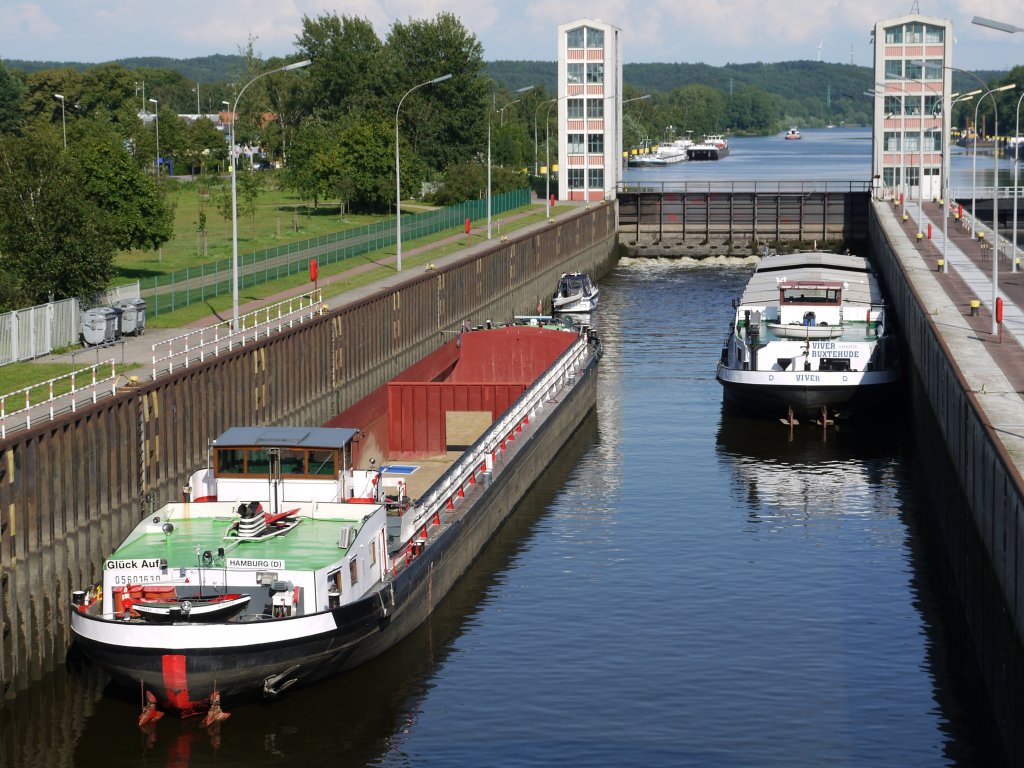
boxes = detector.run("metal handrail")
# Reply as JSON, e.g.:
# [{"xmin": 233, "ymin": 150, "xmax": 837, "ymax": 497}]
[
  {"xmin": 1, "ymin": 359, "xmax": 118, "ymax": 438},
  {"xmin": 616, "ymin": 180, "xmax": 871, "ymax": 195},
  {"xmin": 151, "ymin": 290, "xmax": 323, "ymax": 378}
]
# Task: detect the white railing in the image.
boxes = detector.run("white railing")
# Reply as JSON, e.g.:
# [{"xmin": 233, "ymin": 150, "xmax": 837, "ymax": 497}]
[
  {"xmin": 151, "ymin": 290, "xmax": 323, "ymax": 378},
  {"xmin": 0, "ymin": 360, "xmax": 119, "ymax": 438}
]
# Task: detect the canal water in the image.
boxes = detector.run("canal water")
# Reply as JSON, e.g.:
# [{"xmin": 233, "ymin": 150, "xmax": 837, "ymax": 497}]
[{"xmin": 1, "ymin": 129, "xmax": 1016, "ymax": 766}]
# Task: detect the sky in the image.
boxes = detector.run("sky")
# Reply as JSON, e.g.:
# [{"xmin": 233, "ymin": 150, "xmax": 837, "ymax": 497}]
[{"xmin": 1, "ymin": 1, "xmax": 1023, "ymax": 71}]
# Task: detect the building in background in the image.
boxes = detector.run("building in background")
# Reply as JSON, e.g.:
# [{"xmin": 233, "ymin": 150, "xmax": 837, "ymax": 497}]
[
  {"xmin": 557, "ymin": 19, "xmax": 623, "ymax": 202},
  {"xmin": 871, "ymin": 13, "xmax": 953, "ymax": 202}
]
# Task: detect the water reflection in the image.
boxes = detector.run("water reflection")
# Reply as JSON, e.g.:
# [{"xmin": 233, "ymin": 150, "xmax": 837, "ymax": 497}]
[{"xmin": 715, "ymin": 412, "xmax": 905, "ymax": 528}]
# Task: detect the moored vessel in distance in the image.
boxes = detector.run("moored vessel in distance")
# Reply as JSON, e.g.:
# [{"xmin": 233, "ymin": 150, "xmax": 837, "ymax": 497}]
[
  {"xmin": 69, "ymin": 320, "xmax": 602, "ymax": 714},
  {"xmin": 552, "ymin": 272, "xmax": 599, "ymax": 313},
  {"xmin": 716, "ymin": 250, "xmax": 900, "ymax": 423},
  {"xmin": 686, "ymin": 134, "xmax": 729, "ymax": 161}
]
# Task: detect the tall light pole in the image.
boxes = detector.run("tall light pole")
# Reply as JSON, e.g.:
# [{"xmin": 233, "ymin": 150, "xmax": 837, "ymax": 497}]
[
  {"xmin": 621, "ymin": 94, "xmax": 651, "ymax": 171},
  {"xmin": 973, "ymin": 15, "xmax": 1024, "ymax": 273},
  {"xmin": 940, "ymin": 91, "xmax": 981, "ymax": 273},
  {"xmin": 54, "ymin": 93, "xmax": 66, "ymax": 150},
  {"xmin": 148, "ymin": 98, "xmax": 159, "ymax": 177},
  {"xmin": 193, "ymin": 83, "xmax": 200, "ymax": 114},
  {"xmin": 489, "ymin": 86, "xmax": 534, "ymax": 240},
  {"xmin": 1014, "ymin": 91, "xmax": 1024, "ymax": 273},
  {"xmin": 229, "ymin": 59, "xmax": 311, "ymax": 332},
  {"xmin": 395, "ymin": 73, "xmax": 452, "ymax": 273}
]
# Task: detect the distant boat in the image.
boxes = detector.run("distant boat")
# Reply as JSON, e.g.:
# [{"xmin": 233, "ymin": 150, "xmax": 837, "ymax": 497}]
[
  {"xmin": 686, "ymin": 134, "xmax": 729, "ymax": 161},
  {"xmin": 785, "ymin": 127, "xmax": 802, "ymax": 140}
]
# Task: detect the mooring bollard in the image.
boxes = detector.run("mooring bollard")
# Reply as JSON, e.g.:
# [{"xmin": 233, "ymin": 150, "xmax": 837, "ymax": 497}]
[
  {"xmin": 970, "ymin": 300, "xmax": 981, "ymax": 317},
  {"xmin": 936, "ymin": 259, "xmax": 944, "ymax": 272}
]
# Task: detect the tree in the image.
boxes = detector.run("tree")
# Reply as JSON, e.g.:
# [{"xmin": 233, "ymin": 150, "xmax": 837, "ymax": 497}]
[
  {"xmin": 74, "ymin": 121, "xmax": 174, "ymax": 252},
  {"xmin": 383, "ymin": 13, "xmax": 490, "ymax": 171},
  {"xmin": 337, "ymin": 118, "xmax": 404, "ymax": 212},
  {"xmin": 295, "ymin": 14, "xmax": 383, "ymax": 121},
  {"xmin": 0, "ymin": 131, "xmax": 115, "ymax": 303},
  {"xmin": 726, "ymin": 87, "xmax": 778, "ymax": 132},
  {"xmin": 0, "ymin": 61, "xmax": 24, "ymax": 134}
]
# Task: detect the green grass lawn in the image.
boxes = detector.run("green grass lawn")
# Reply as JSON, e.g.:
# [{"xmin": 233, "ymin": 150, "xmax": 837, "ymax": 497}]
[{"xmin": 113, "ymin": 173, "xmax": 389, "ymax": 285}]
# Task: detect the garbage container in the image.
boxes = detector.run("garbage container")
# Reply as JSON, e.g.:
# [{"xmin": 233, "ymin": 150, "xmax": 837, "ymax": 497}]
[
  {"xmin": 114, "ymin": 298, "xmax": 146, "ymax": 336},
  {"xmin": 80, "ymin": 307, "xmax": 120, "ymax": 347}
]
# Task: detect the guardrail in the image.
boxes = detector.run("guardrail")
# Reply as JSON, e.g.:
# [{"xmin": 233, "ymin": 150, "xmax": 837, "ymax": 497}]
[
  {"xmin": 617, "ymin": 180, "xmax": 871, "ymax": 194},
  {"xmin": 388, "ymin": 332, "xmax": 593, "ymax": 576},
  {"xmin": 151, "ymin": 290, "xmax": 323, "ymax": 379},
  {"xmin": 0, "ymin": 360, "xmax": 119, "ymax": 438}
]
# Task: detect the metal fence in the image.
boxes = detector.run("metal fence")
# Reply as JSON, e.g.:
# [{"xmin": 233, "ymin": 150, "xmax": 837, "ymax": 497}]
[
  {"xmin": 142, "ymin": 190, "xmax": 532, "ymax": 317},
  {"xmin": 0, "ymin": 283, "xmax": 140, "ymax": 366}
]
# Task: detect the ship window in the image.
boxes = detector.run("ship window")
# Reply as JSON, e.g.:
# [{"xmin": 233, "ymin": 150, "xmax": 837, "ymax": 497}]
[
  {"xmin": 309, "ymin": 449, "xmax": 336, "ymax": 476},
  {"xmin": 247, "ymin": 449, "xmax": 271, "ymax": 475},
  {"xmin": 349, "ymin": 558, "xmax": 359, "ymax": 585},
  {"xmin": 281, "ymin": 449, "xmax": 307, "ymax": 476},
  {"xmin": 329, "ymin": 569, "xmax": 342, "ymax": 593},
  {"xmin": 370, "ymin": 539, "xmax": 377, "ymax": 566},
  {"xmin": 216, "ymin": 448, "xmax": 245, "ymax": 475}
]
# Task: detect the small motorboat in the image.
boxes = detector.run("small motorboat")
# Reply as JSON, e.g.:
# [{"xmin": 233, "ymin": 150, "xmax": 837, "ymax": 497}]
[
  {"xmin": 552, "ymin": 272, "xmax": 599, "ymax": 313},
  {"xmin": 785, "ymin": 127, "xmax": 802, "ymax": 140}
]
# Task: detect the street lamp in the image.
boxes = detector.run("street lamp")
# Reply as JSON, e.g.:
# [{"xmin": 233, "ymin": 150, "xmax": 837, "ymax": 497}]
[
  {"xmin": 1014, "ymin": 91, "xmax": 1024, "ymax": 273},
  {"xmin": 395, "ymin": 73, "xmax": 452, "ymax": 272},
  {"xmin": 489, "ymin": 86, "xmax": 534, "ymax": 240},
  {"xmin": 544, "ymin": 98, "xmax": 560, "ymax": 219},
  {"xmin": 621, "ymin": 95, "xmax": 652, "ymax": 170},
  {"xmin": 54, "ymin": 94, "xmax": 66, "ymax": 149},
  {"xmin": 973, "ymin": 15, "xmax": 1024, "ymax": 272},
  {"xmin": 193, "ymin": 83, "xmax": 200, "ymax": 114},
  {"xmin": 940, "ymin": 90, "xmax": 981, "ymax": 273},
  {"xmin": 229, "ymin": 59, "xmax": 311, "ymax": 332},
  {"xmin": 148, "ymin": 98, "xmax": 159, "ymax": 177}
]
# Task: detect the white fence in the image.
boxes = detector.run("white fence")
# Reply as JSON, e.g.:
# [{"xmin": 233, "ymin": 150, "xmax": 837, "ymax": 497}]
[{"xmin": 0, "ymin": 283, "xmax": 140, "ymax": 366}]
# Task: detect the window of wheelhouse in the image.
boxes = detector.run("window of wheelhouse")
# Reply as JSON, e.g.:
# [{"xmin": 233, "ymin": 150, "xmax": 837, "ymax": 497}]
[
  {"xmin": 780, "ymin": 286, "xmax": 842, "ymax": 305},
  {"xmin": 215, "ymin": 446, "xmax": 339, "ymax": 478}
]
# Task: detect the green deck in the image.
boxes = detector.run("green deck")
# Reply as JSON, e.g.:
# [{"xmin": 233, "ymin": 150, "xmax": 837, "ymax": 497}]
[{"xmin": 113, "ymin": 516, "xmax": 354, "ymax": 571}]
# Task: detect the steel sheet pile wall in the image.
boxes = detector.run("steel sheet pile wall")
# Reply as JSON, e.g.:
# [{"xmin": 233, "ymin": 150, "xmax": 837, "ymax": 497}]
[
  {"xmin": 869, "ymin": 201, "xmax": 1024, "ymax": 761},
  {"xmin": 0, "ymin": 204, "xmax": 617, "ymax": 700}
]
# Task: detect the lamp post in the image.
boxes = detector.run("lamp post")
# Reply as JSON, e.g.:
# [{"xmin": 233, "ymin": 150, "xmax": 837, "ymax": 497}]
[
  {"xmin": 974, "ymin": 16, "xmax": 1024, "ymax": 273},
  {"xmin": 229, "ymin": 59, "xmax": 311, "ymax": 332},
  {"xmin": 1014, "ymin": 91, "xmax": 1024, "ymax": 273},
  {"xmin": 940, "ymin": 91, "xmax": 981, "ymax": 273},
  {"xmin": 193, "ymin": 84, "xmax": 200, "ymax": 114},
  {"xmin": 544, "ymin": 97, "xmax": 563, "ymax": 220},
  {"xmin": 148, "ymin": 98, "xmax": 159, "ymax": 177},
  {"xmin": 489, "ymin": 86, "xmax": 534, "ymax": 240},
  {"xmin": 621, "ymin": 95, "xmax": 651, "ymax": 171},
  {"xmin": 395, "ymin": 73, "xmax": 452, "ymax": 273},
  {"xmin": 54, "ymin": 93, "xmax": 66, "ymax": 149}
]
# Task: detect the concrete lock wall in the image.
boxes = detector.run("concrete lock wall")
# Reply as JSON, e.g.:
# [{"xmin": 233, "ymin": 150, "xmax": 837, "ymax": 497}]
[
  {"xmin": 0, "ymin": 203, "xmax": 618, "ymax": 700},
  {"xmin": 868, "ymin": 201, "xmax": 1024, "ymax": 758}
]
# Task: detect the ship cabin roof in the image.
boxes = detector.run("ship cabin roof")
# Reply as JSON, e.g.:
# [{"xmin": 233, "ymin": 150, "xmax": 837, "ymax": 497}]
[{"xmin": 213, "ymin": 427, "xmax": 357, "ymax": 481}]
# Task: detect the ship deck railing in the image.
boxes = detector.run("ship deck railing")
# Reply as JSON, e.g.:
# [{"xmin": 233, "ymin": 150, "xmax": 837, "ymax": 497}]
[
  {"xmin": 151, "ymin": 289, "xmax": 323, "ymax": 379},
  {"xmin": 387, "ymin": 332, "xmax": 594, "ymax": 578}
]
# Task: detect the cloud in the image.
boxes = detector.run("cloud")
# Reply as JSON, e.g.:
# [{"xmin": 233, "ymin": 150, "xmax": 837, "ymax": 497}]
[{"xmin": 0, "ymin": 2, "xmax": 61, "ymax": 43}]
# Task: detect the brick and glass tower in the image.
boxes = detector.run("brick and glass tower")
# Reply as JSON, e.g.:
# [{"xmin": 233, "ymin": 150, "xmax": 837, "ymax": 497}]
[
  {"xmin": 557, "ymin": 19, "xmax": 623, "ymax": 202},
  {"xmin": 871, "ymin": 13, "xmax": 953, "ymax": 202}
]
